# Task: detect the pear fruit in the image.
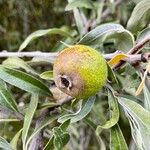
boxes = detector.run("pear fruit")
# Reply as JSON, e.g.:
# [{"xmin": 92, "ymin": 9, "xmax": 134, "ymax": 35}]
[{"xmin": 53, "ymin": 45, "xmax": 108, "ymax": 99}]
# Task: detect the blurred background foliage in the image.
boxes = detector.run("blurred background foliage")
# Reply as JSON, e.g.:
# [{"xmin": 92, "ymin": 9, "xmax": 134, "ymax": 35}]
[
  {"xmin": 0, "ymin": 0, "xmax": 134, "ymax": 51},
  {"xmin": 0, "ymin": 0, "xmax": 71, "ymax": 51}
]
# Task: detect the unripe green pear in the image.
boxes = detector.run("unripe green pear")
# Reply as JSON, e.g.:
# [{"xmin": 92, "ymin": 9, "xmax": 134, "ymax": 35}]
[{"xmin": 53, "ymin": 45, "xmax": 108, "ymax": 99}]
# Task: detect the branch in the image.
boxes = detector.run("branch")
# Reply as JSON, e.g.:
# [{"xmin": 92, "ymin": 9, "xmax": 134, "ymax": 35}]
[
  {"xmin": 0, "ymin": 51, "xmax": 58, "ymax": 58},
  {"xmin": 128, "ymin": 36, "xmax": 150, "ymax": 54},
  {"xmin": 0, "ymin": 36, "xmax": 150, "ymax": 70},
  {"xmin": 105, "ymin": 52, "xmax": 150, "ymax": 62},
  {"xmin": 114, "ymin": 36, "xmax": 150, "ymax": 69},
  {"xmin": 0, "ymin": 51, "xmax": 150, "ymax": 62}
]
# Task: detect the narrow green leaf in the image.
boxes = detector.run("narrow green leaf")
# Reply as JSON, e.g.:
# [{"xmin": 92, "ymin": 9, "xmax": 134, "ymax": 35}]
[
  {"xmin": 107, "ymin": 64, "xmax": 118, "ymax": 84},
  {"xmin": 58, "ymin": 96, "xmax": 96, "ymax": 123},
  {"xmin": 53, "ymin": 127, "xmax": 70, "ymax": 150},
  {"xmin": 60, "ymin": 119, "xmax": 71, "ymax": 131},
  {"xmin": 118, "ymin": 97, "xmax": 150, "ymax": 150},
  {"xmin": 67, "ymin": 0, "xmax": 88, "ymax": 36},
  {"xmin": 127, "ymin": 0, "xmax": 150, "ymax": 33},
  {"xmin": 3, "ymin": 57, "xmax": 38, "ymax": 75},
  {"xmin": 44, "ymin": 136, "xmax": 54, "ymax": 150},
  {"xmin": 44, "ymin": 119, "xmax": 70, "ymax": 150},
  {"xmin": 38, "ymin": 102, "xmax": 58, "ymax": 109},
  {"xmin": 95, "ymin": 1, "xmax": 104, "ymax": 24},
  {"xmin": 84, "ymin": 117, "xmax": 97, "ymax": 130},
  {"xmin": 96, "ymin": 90, "xmax": 119, "ymax": 135},
  {"xmin": 26, "ymin": 115, "xmax": 59, "ymax": 149},
  {"xmin": 30, "ymin": 56, "xmax": 55, "ymax": 64},
  {"xmin": 10, "ymin": 129, "xmax": 23, "ymax": 150},
  {"xmin": 119, "ymin": 94, "xmax": 142, "ymax": 104},
  {"xmin": 143, "ymin": 85, "xmax": 150, "ymax": 111},
  {"xmin": 22, "ymin": 94, "xmax": 38, "ymax": 150},
  {"xmin": 132, "ymin": 0, "xmax": 141, "ymax": 4},
  {"xmin": 19, "ymin": 28, "xmax": 73, "ymax": 51},
  {"xmin": 40, "ymin": 71, "xmax": 53, "ymax": 80},
  {"xmin": 0, "ymin": 136, "xmax": 13, "ymax": 150},
  {"xmin": 79, "ymin": 23, "xmax": 134, "ymax": 52},
  {"xmin": 110, "ymin": 124, "xmax": 128, "ymax": 150},
  {"xmin": 137, "ymin": 27, "xmax": 150, "ymax": 44},
  {"xmin": 65, "ymin": 0, "xmax": 94, "ymax": 11},
  {"xmin": 0, "ymin": 66, "xmax": 52, "ymax": 96},
  {"xmin": 0, "ymin": 79, "xmax": 18, "ymax": 112},
  {"xmin": 73, "ymin": 9, "xmax": 85, "ymax": 36}
]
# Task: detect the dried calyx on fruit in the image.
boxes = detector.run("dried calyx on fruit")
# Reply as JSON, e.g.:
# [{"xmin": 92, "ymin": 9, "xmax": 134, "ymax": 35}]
[{"xmin": 53, "ymin": 45, "xmax": 108, "ymax": 99}]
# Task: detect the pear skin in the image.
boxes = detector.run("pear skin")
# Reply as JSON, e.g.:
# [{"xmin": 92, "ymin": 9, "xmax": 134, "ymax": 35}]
[{"xmin": 53, "ymin": 45, "xmax": 108, "ymax": 99}]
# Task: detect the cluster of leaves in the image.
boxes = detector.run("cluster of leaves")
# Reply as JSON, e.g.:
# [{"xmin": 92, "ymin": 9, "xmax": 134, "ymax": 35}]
[{"xmin": 0, "ymin": 0, "xmax": 150, "ymax": 150}]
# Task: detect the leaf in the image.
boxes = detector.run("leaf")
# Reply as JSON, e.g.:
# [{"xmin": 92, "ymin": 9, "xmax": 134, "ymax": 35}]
[
  {"xmin": 65, "ymin": 0, "xmax": 94, "ymax": 11},
  {"xmin": 143, "ymin": 85, "xmax": 150, "ymax": 111},
  {"xmin": 44, "ymin": 119, "xmax": 70, "ymax": 150},
  {"xmin": 40, "ymin": 71, "xmax": 53, "ymax": 80},
  {"xmin": 108, "ymin": 54, "xmax": 128, "ymax": 66},
  {"xmin": 127, "ymin": 0, "xmax": 150, "ymax": 33},
  {"xmin": 66, "ymin": 0, "xmax": 88, "ymax": 36},
  {"xmin": 3, "ymin": 57, "xmax": 38, "ymax": 75},
  {"xmin": 19, "ymin": 28, "xmax": 73, "ymax": 51},
  {"xmin": 58, "ymin": 96, "xmax": 96, "ymax": 123},
  {"xmin": 137, "ymin": 27, "xmax": 150, "ymax": 43},
  {"xmin": 10, "ymin": 128, "xmax": 23, "ymax": 150},
  {"xmin": 132, "ymin": 0, "xmax": 141, "ymax": 4},
  {"xmin": 119, "ymin": 94, "xmax": 142, "ymax": 104},
  {"xmin": 118, "ymin": 97, "xmax": 150, "ymax": 150},
  {"xmin": 26, "ymin": 115, "xmax": 59, "ymax": 149},
  {"xmin": 30, "ymin": 56, "xmax": 55, "ymax": 64},
  {"xmin": 135, "ymin": 61, "xmax": 150, "ymax": 96},
  {"xmin": 44, "ymin": 136, "xmax": 54, "ymax": 150},
  {"xmin": 0, "ymin": 79, "xmax": 18, "ymax": 112},
  {"xmin": 79, "ymin": 23, "xmax": 134, "ymax": 52},
  {"xmin": 60, "ymin": 119, "xmax": 71, "ymax": 131},
  {"xmin": 73, "ymin": 9, "xmax": 85, "ymax": 36},
  {"xmin": 22, "ymin": 94, "xmax": 38, "ymax": 150},
  {"xmin": 84, "ymin": 117, "xmax": 97, "ymax": 130},
  {"xmin": 96, "ymin": 90, "xmax": 119, "ymax": 135},
  {"xmin": 0, "ymin": 66, "xmax": 52, "ymax": 96},
  {"xmin": 95, "ymin": 1, "xmax": 104, "ymax": 24},
  {"xmin": 110, "ymin": 124, "xmax": 128, "ymax": 150},
  {"xmin": 38, "ymin": 102, "xmax": 58, "ymax": 109},
  {"xmin": 0, "ymin": 136, "xmax": 13, "ymax": 150},
  {"xmin": 107, "ymin": 64, "xmax": 118, "ymax": 84},
  {"xmin": 53, "ymin": 127, "xmax": 70, "ymax": 150}
]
